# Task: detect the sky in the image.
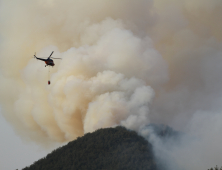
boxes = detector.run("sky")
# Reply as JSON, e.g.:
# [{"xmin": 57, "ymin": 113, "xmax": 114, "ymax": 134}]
[
  {"xmin": 0, "ymin": 112, "xmax": 56, "ymax": 170},
  {"xmin": 1, "ymin": 0, "xmax": 222, "ymax": 169}
]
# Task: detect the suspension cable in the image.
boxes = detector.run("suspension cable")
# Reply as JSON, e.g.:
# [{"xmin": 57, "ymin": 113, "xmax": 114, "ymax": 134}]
[{"xmin": 48, "ymin": 66, "xmax": 50, "ymax": 85}]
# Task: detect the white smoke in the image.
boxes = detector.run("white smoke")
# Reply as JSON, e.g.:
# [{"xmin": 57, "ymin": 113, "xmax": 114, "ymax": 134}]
[
  {"xmin": 1, "ymin": 0, "xmax": 222, "ymax": 169},
  {"xmin": 0, "ymin": 11, "xmax": 167, "ymax": 142}
]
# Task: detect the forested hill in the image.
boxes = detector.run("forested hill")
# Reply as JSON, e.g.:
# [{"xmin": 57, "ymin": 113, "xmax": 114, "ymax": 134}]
[{"xmin": 22, "ymin": 126, "xmax": 157, "ymax": 170}]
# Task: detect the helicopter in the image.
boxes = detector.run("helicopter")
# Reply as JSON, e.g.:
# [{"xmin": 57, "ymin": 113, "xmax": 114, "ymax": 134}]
[
  {"xmin": 34, "ymin": 51, "xmax": 61, "ymax": 67},
  {"xmin": 34, "ymin": 51, "xmax": 62, "ymax": 85}
]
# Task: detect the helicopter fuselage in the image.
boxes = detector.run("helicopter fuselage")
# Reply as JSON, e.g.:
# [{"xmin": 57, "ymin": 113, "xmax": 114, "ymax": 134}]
[
  {"xmin": 45, "ymin": 58, "xmax": 55, "ymax": 66},
  {"xmin": 35, "ymin": 56, "xmax": 55, "ymax": 66}
]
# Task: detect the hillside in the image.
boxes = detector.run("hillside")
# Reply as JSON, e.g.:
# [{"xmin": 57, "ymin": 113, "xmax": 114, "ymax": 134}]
[{"xmin": 22, "ymin": 126, "xmax": 157, "ymax": 170}]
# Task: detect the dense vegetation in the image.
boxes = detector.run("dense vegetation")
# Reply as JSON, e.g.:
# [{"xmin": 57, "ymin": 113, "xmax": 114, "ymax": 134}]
[{"xmin": 23, "ymin": 126, "xmax": 157, "ymax": 170}]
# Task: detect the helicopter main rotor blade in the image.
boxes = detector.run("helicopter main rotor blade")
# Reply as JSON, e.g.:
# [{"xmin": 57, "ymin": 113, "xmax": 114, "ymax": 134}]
[
  {"xmin": 51, "ymin": 57, "xmax": 62, "ymax": 59},
  {"xmin": 48, "ymin": 51, "xmax": 54, "ymax": 58}
]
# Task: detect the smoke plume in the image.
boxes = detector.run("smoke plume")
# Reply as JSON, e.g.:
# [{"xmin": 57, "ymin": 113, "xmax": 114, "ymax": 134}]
[{"xmin": 1, "ymin": 0, "xmax": 222, "ymax": 169}]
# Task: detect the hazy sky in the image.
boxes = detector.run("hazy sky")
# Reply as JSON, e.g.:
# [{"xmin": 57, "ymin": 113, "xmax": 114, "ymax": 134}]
[{"xmin": 0, "ymin": 111, "xmax": 54, "ymax": 170}]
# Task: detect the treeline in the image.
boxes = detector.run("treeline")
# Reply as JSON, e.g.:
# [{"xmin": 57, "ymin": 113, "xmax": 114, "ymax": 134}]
[
  {"xmin": 208, "ymin": 166, "xmax": 222, "ymax": 170},
  {"xmin": 22, "ymin": 126, "xmax": 157, "ymax": 170}
]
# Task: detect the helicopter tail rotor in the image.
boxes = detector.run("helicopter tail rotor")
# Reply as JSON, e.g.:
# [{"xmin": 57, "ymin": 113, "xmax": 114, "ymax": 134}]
[{"xmin": 34, "ymin": 52, "xmax": 37, "ymax": 59}]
